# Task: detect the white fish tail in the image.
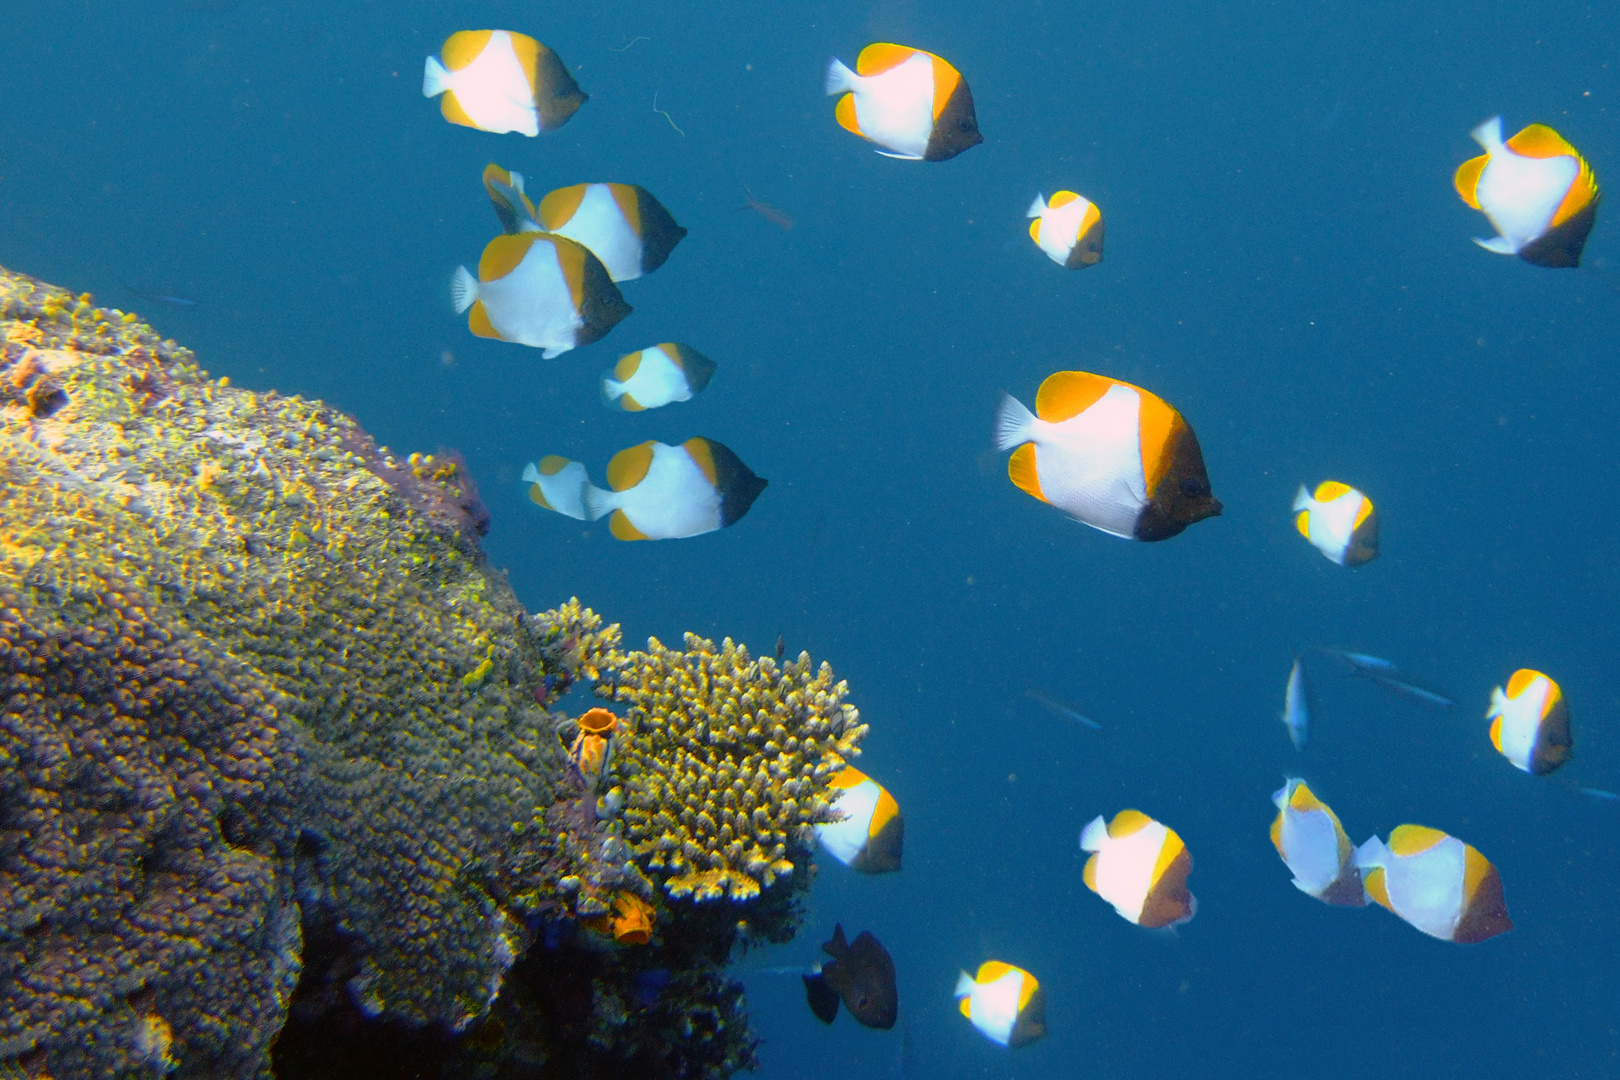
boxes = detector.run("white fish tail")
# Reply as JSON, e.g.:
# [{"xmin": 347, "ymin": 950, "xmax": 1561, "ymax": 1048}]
[
  {"xmin": 423, "ymin": 56, "xmax": 450, "ymax": 98},
  {"xmin": 1026, "ymin": 194, "xmax": 1048, "ymax": 219},
  {"xmin": 953, "ymin": 971, "xmax": 976, "ymax": 998},
  {"xmin": 1291, "ymin": 484, "xmax": 1313, "ymax": 513},
  {"xmin": 582, "ymin": 483, "xmax": 618, "ymax": 522},
  {"xmin": 521, "ymin": 461, "xmax": 542, "ymax": 486},
  {"xmin": 994, "ymin": 394, "xmax": 1038, "ymax": 452},
  {"xmin": 1470, "ymin": 114, "xmax": 1504, "ymax": 152},
  {"xmin": 1352, "ymin": 834, "xmax": 1388, "ymax": 870},
  {"xmin": 450, "ymin": 266, "xmax": 479, "ymax": 314},
  {"xmin": 824, "ymin": 58, "xmax": 857, "ymax": 96},
  {"xmin": 1486, "ymin": 685, "xmax": 1508, "ymax": 719},
  {"xmin": 1079, "ymin": 814, "xmax": 1108, "ymax": 852},
  {"xmin": 508, "ymin": 170, "xmax": 526, "ymax": 195},
  {"xmin": 600, "ymin": 376, "xmax": 626, "ymax": 407}
]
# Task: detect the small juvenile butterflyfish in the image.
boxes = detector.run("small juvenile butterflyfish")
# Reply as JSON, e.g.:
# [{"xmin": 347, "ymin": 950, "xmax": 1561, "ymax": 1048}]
[
  {"xmin": 483, "ymin": 164, "xmax": 542, "ymax": 234},
  {"xmin": 522, "ymin": 456, "xmax": 591, "ymax": 520},
  {"xmin": 423, "ymin": 31, "xmax": 587, "ymax": 136},
  {"xmin": 1283, "ymin": 656, "xmax": 1310, "ymax": 750},
  {"xmin": 583, "ymin": 438, "xmax": 767, "ymax": 541},
  {"xmin": 1079, "ymin": 810, "xmax": 1196, "ymax": 928},
  {"xmin": 1270, "ymin": 780, "xmax": 1365, "ymax": 907},
  {"xmin": 1454, "ymin": 116, "xmax": 1600, "ymax": 268},
  {"xmin": 1293, "ymin": 481, "xmax": 1378, "ymax": 566},
  {"xmin": 802, "ymin": 925, "xmax": 897, "ymax": 1030},
  {"xmin": 953, "ymin": 962, "xmax": 1046, "ymax": 1048},
  {"xmin": 533, "ymin": 183, "xmax": 688, "ymax": 282},
  {"xmin": 602, "ymin": 343, "xmax": 716, "ymax": 412},
  {"xmin": 1354, "ymin": 826, "xmax": 1512, "ymax": 944},
  {"xmin": 824, "ymin": 44, "xmax": 982, "ymax": 162},
  {"xmin": 814, "ymin": 766, "xmax": 903, "ymax": 873},
  {"xmin": 996, "ymin": 371, "xmax": 1221, "ymax": 541},
  {"xmin": 1027, "ymin": 191, "xmax": 1104, "ymax": 268},
  {"xmin": 1486, "ymin": 669, "xmax": 1572, "ymax": 776},
  {"xmin": 451, "ymin": 233, "xmax": 631, "ymax": 358}
]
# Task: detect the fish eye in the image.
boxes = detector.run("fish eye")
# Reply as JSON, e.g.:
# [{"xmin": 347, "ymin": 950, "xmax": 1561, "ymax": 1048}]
[
  {"xmin": 1180, "ymin": 477, "xmax": 1205, "ymax": 497},
  {"xmin": 958, "ymin": 118, "xmax": 975, "ymax": 132}
]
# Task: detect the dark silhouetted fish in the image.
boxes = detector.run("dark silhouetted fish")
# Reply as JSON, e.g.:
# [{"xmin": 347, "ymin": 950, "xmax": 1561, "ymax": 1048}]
[{"xmin": 802, "ymin": 924, "xmax": 897, "ymax": 1029}]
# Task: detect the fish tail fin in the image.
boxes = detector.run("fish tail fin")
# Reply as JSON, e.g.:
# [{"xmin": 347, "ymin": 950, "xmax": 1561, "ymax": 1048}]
[
  {"xmin": 1486, "ymin": 685, "xmax": 1508, "ymax": 718},
  {"xmin": 1026, "ymin": 194, "xmax": 1048, "ymax": 218},
  {"xmin": 994, "ymin": 393, "xmax": 1037, "ymax": 451},
  {"xmin": 600, "ymin": 374, "xmax": 626, "ymax": 408},
  {"xmin": 423, "ymin": 55, "xmax": 450, "ymax": 98},
  {"xmin": 1470, "ymin": 114, "xmax": 1504, "ymax": 151},
  {"xmin": 1291, "ymin": 484, "xmax": 1313, "ymax": 512},
  {"xmin": 582, "ymin": 483, "xmax": 617, "ymax": 522},
  {"xmin": 824, "ymin": 57, "xmax": 857, "ymax": 96},
  {"xmin": 1352, "ymin": 834, "xmax": 1388, "ymax": 870},
  {"xmin": 521, "ymin": 461, "xmax": 542, "ymax": 487},
  {"xmin": 1078, "ymin": 814, "xmax": 1108, "ymax": 852},
  {"xmin": 953, "ymin": 970, "xmax": 976, "ymax": 999},
  {"xmin": 450, "ymin": 266, "xmax": 479, "ymax": 314},
  {"xmin": 1474, "ymin": 235, "xmax": 1517, "ymax": 254}
]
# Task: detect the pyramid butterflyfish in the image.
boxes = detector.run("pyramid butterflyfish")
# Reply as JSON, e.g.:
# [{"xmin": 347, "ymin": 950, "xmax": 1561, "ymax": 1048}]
[
  {"xmin": 534, "ymin": 183, "xmax": 687, "ymax": 282},
  {"xmin": 423, "ymin": 31, "xmax": 587, "ymax": 135},
  {"xmin": 1486, "ymin": 669, "xmax": 1572, "ymax": 776},
  {"xmin": 1454, "ymin": 116, "xmax": 1600, "ymax": 268},
  {"xmin": 583, "ymin": 438, "xmax": 767, "ymax": 541},
  {"xmin": 1079, "ymin": 810, "xmax": 1196, "ymax": 928},
  {"xmin": 814, "ymin": 766, "xmax": 902, "ymax": 873},
  {"xmin": 451, "ymin": 233, "xmax": 631, "ymax": 357},
  {"xmin": 1027, "ymin": 191, "xmax": 1104, "ymax": 267},
  {"xmin": 824, "ymin": 44, "xmax": 982, "ymax": 162},
  {"xmin": 602, "ymin": 343, "xmax": 716, "ymax": 412},
  {"xmin": 1270, "ymin": 780, "xmax": 1365, "ymax": 907},
  {"xmin": 1293, "ymin": 481, "xmax": 1378, "ymax": 566},
  {"xmin": 483, "ymin": 164, "xmax": 542, "ymax": 234},
  {"xmin": 1354, "ymin": 826, "xmax": 1513, "ymax": 944},
  {"xmin": 953, "ymin": 962, "xmax": 1046, "ymax": 1048},
  {"xmin": 522, "ymin": 455, "xmax": 591, "ymax": 520},
  {"xmin": 996, "ymin": 371, "xmax": 1221, "ymax": 541}
]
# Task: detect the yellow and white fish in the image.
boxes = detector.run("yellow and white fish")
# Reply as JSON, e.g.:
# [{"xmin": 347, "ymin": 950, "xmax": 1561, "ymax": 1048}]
[
  {"xmin": 1486, "ymin": 669, "xmax": 1572, "ymax": 776},
  {"xmin": 1270, "ymin": 780, "xmax": 1364, "ymax": 907},
  {"xmin": 996, "ymin": 371, "xmax": 1221, "ymax": 541},
  {"xmin": 583, "ymin": 438, "xmax": 767, "ymax": 541},
  {"xmin": 824, "ymin": 44, "xmax": 982, "ymax": 162},
  {"xmin": 533, "ymin": 183, "xmax": 688, "ymax": 282},
  {"xmin": 602, "ymin": 343, "xmax": 716, "ymax": 412},
  {"xmin": 451, "ymin": 233, "xmax": 631, "ymax": 357},
  {"xmin": 1292, "ymin": 481, "xmax": 1378, "ymax": 566},
  {"xmin": 814, "ymin": 766, "xmax": 902, "ymax": 873},
  {"xmin": 423, "ymin": 31, "xmax": 587, "ymax": 136},
  {"xmin": 1454, "ymin": 116, "xmax": 1600, "ymax": 268},
  {"xmin": 1027, "ymin": 191, "xmax": 1104, "ymax": 267},
  {"xmin": 953, "ymin": 962, "xmax": 1046, "ymax": 1048},
  {"xmin": 1079, "ymin": 810, "xmax": 1196, "ymax": 928},
  {"xmin": 1354, "ymin": 826, "xmax": 1513, "ymax": 944},
  {"xmin": 522, "ymin": 456, "xmax": 591, "ymax": 520}
]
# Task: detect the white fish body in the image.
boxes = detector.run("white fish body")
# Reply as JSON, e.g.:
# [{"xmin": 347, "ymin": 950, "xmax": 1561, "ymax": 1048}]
[
  {"xmin": 824, "ymin": 53, "xmax": 935, "ymax": 160},
  {"xmin": 1469, "ymin": 116, "xmax": 1580, "ymax": 255},
  {"xmin": 423, "ymin": 31, "xmax": 540, "ymax": 136},
  {"xmin": 995, "ymin": 387, "xmax": 1147, "ymax": 538}
]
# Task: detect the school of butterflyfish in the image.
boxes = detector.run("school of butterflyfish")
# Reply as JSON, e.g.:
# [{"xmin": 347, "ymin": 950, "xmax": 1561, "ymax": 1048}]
[{"xmin": 415, "ymin": 24, "xmax": 1605, "ymax": 1053}]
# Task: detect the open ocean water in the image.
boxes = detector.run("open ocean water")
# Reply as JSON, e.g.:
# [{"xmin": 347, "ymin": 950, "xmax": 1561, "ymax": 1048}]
[{"xmin": 4, "ymin": 0, "xmax": 1620, "ymax": 1077}]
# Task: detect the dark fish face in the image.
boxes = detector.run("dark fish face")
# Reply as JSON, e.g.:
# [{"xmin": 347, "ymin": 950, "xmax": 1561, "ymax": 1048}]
[
  {"xmin": 1135, "ymin": 422, "xmax": 1220, "ymax": 541},
  {"xmin": 1066, "ymin": 216, "xmax": 1106, "ymax": 268},
  {"xmin": 532, "ymin": 46, "xmax": 589, "ymax": 131},
  {"xmin": 924, "ymin": 79, "xmax": 982, "ymax": 161},
  {"xmin": 575, "ymin": 253, "xmax": 633, "ymax": 347}
]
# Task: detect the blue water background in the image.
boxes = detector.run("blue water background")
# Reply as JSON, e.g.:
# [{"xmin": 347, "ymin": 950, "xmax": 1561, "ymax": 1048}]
[{"xmin": 3, "ymin": 1, "xmax": 1619, "ymax": 1076}]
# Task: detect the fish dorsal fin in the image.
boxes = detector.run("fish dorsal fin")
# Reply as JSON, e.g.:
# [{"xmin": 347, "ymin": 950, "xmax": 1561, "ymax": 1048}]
[
  {"xmin": 484, "ymin": 163, "xmax": 514, "ymax": 189},
  {"xmin": 608, "ymin": 183, "xmax": 645, "ymax": 237},
  {"xmin": 538, "ymin": 455, "xmax": 571, "ymax": 476},
  {"xmin": 834, "ymin": 93, "xmax": 862, "ymax": 136},
  {"xmin": 1034, "ymin": 370, "xmax": 1116, "ymax": 423},
  {"xmin": 606, "ymin": 442, "xmax": 657, "ymax": 491},
  {"xmin": 824, "ymin": 923, "xmax": 849, "ymax": 958},
  {"xmin": 478, "ymin": 234, "xmax": 539, "ymax": 282},
  {"xmin": 681, "ymin": 437, "xmax": 720, "ymax": 487},
  {"xmin": 1387, "ymin": 824, "xmax": 1447, "ymax": 857},
  {"xmin": 829, "ymin": 765, "xmax": 867, "ymax": 790},
  {"xmin": 551, "ymin": 235, "xmax": 589, "ymax": 311},
  {"xmin": 539, "ymin": 184, "xmax": 589, "ymax": 231},
  {"xmin": 1288, "ymin": 781, "xmax": 1325, "ymax": 814},
  {"xmin": 614, "ymin": 350, "xmax": 643, "ymax": 381},
  {"xmin": 1454, "ymin": 154, "xmax": 1487, "ymax": 209},
  {"xmin": 504, "ymin": 31, "xmax": 542, "ymax": 93},
  {"xmin": 928, "ymin": 54, "xmax": 961, "ymax": 119},
  {"xmin": 1460, "ymin": 843, "xmax": 1494, "ymax": 900},
  {"xmin": 976, "ymin": 960, "xmax": 1015, "ymax": 984},
  {"xmin": 1314, "ymin": 480, "xmax": 1353, "ymax": 502},
  {"xmin": 1108, "ymin": 809, "xmax": 1153, "ymax": 837},
  {"xmin": 1505, "ymin": 668, "xmax": 1541, "ymax": 698},
  {"xmin": 609, "ymin": 509, "xmax": 649, "ymax": 541},
  {"xmin": 1150, "ymin": 827, "xmax": 1187, "ymax": 881},
  {"xmin": 1006, "ymin": 444, "xmax": 1046, "ymax": 503},
  {"xmin": 856, "ymin": 43, "xmax": 918, "ymax": 76},
  {"xmin": 1506, "ymin": 123, "xmax": 1578, "ymax": 160},
  {"xmin": 1082, "ymin": 852, "xmax": 1099, "ymax": 890},
  {"xmin": 1135, "ymin": 389, "xmax": 1181, "ymax": 496},
  {"xmin": 1048, "ymin": 190, "xmax": 1081, "ymax": 209},
  {"xmin": 441, "ymin": 30, "xmax": 494, "ymax": 71}
]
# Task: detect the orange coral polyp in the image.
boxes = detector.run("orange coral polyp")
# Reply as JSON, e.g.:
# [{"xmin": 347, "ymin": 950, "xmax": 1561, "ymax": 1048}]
[
  {"xmin": 611, "ymin": 892, "xmax": 655, "ymax": 945},
  {"xmin": 577, "ymin": 707, "xmax": 619, "ymax": 735}
]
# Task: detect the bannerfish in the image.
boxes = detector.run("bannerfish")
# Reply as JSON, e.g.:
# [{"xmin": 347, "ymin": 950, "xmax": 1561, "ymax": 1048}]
[
  {"xmin": 802, "ymin": 924, "xmax": 897, "ymax": 1030},
  {"xmin": 1270, "ymin": 779, "xmax": 1365, "ymax": 906},
  {"xmin": 451, "ymin": 233, "xmax": 631, "ymax": 357},
  {"xmin": 1316, "ymin": 648, "xmax": 1398, "ymax": 676},
  {"xmin": 483, "ymin": 164, "xmax": 542, "ymax": 234},
  {"xmin": 1355, "ymin": 826, "xmax": 1513, "ymax": 944},
  {"xmin": 602, "ymin": 343, "xmax": 716, "ymax": 412},
  {"xmin": 522, "ymin": 455, "xmax": 591, "ymax": 520},
  {"xmin": 995, "ymin": 371, "xmax": 1221, "ymax": 541},
  {"xmin": 1486, "ymin": 669, "xmax": 1573, "ymax": 776},
  {"xmin": 1079, "ymin": 810, "xmax": 1196, "ymax": 928},
  {"xmin": 423, "ymin": 30, "xmax": 587, "ymax": 135},
  {"xmin": 1283, "ymin": 656, "xmax": 1310, "ymax": 750},
  {"xmin": 815, "ymin": 765, "xmax": 903, "ymax": 873},
  {"xmin": 824, "ymin": 44, "xmax": 982, "ymax": 162},
  {"xmin": 1026, "ymin": 191, "xmax": 1104, "ymax": 267},
  {"xmin": 1364, "ymin": 673, "xmax": 1456, "ymax": 710},
  {"xmin": 1293, "ymin": 481, "xmax": 1379, "ymax": 566},
  {"xmin": 534, "ymin": 183, "xmax": 688, "ymax": 281},
  {"xmin": 583, "ymin": 438, "xmax": 766, "ymax": 540},
  {"xmin": 953, "ymin": 962, "xmax": 1045, "ymax": 1048},
  {"xmin": 1454, "ymin": 116, "xmax": 1600, "ymax": 268}
]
